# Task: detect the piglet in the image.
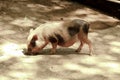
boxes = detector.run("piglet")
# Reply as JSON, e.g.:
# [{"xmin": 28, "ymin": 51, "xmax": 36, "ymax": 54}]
[{"xmin": 26, "ymin": 19, "xmax": 93, "ymax": 55}]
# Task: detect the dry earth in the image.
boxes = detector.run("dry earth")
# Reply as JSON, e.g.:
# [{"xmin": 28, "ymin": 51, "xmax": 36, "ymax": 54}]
[{"xmin": 0, "ymin": 0, "xmax": 120, "ymax": 80}]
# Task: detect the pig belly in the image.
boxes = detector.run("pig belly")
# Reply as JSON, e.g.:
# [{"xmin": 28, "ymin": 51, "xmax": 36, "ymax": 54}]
[{"xmin": 58, "ymin": 36, "xmax": 78, "ymax": 47}]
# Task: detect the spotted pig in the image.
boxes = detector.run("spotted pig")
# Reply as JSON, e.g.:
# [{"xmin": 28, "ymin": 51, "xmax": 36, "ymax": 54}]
[{"xmin": 27, "ymin": 19, "xmax": 93, "ymax": 55}]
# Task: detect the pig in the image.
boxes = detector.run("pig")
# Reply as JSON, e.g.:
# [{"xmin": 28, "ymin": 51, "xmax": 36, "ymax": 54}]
[{"xmin": 27, "ymin": 19, "xmax": 93, "ymax": 55}]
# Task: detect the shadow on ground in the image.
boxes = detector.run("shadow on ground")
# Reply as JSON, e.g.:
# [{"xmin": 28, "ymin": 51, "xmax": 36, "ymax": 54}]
[{"xmin": 23, "ymin": 48, "xmax": 90, "ymax": 56}]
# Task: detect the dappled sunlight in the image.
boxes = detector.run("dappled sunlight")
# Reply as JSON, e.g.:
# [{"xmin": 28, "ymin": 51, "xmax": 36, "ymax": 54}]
[
  {"xmin": 50, "ymin": 64, "xmax": 65, "ymax": 72},
  {"xmin": 8, "ymin": 71, "xmax": 32, "ymax": 79},
  {"xmin": 72, "ymin": 8, "xmax": 94, "ymax": 15},
  {"xmin": 27, "ymin": 3, "xmax": 63, "ymax": 12},
  {"xmin": 98, "ymin": 62, "xmax": 120, "ymax": 73},
  {"xmin": 27, "ymin": 4, "xmax": 52, "ymax": 12},
  {"xmin": 10, "ymin": 17, "xmax": 35, "ymax": 27},
  {"xmin": 0, "ymin": 30, "xmax": 16, "ymax": 35},
  {"xmin": 20, "ymin": 56, "xmax": 44, "ymax": 63},
  {"xmin": 79, "ymin": 67, "xmax": 103, "ymax": 75},
  {"xmin": 0, "ymin": 76, "xmax": 8, "ymax": 80},
  {"xmin": 109, "ymin": 41, "xmax": 120, "ymax": 54},
  {"xmin": 52, "ymin": 6, "xmax": 63, "ymax": 10},
  {"xmin": 0, "ymin": 0, "xmax": 119, "ymax": 30},
  {"xmin": 61, "ymin": 56, "xmax": 120, "ymax": 75},
  {"xmin": 108, "ymin": 0, "xmax": 120, "ymax": 3},
  {"xmin": 0, "ymin": 0, "xmax": 120, "ymax": 80},
  {"xmin": 1, "ymin": 42, "xmax": 25, "ymax": 57},
  {"xmin": 110, "ymin": 47, "xmax": 120, "ymax": 54},
  {"xmin": 45, "ymin": 77, "xmax": 62, "ymax": 80},
  {"xmin": 63, "ymin": 62, "xmax": 81, "ymax": 71},
  {"xmin": 109, "ymin": 41, "xmax": 120, "ymax": 47},
  {"xmin": 62, "ymin": 62, "xmax": 103, "ymax": 75},
  {"xmin": 0, "ymin": 42, "xmax": 25, "ymax": 62},
  {"xmin": 116, "ymin": 25, "xmax": 120, "ymax": 28},
  {"xmin": 80, "ymin": 56, "xmax": 99, "ymax": 65},
  {"xmin": 101, "ymin": 55, "xmax": 117, "ymax": 61},
  {"xmin": 103, "ymin": 35, "xmax": 116, "ymax": 40}
]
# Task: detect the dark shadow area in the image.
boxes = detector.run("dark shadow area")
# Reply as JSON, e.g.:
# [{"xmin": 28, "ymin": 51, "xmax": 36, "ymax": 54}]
[
  {"xmin": 23, "ymin": 48, "xmax": 90, "ymax": 56},
  {"xmin": 71, "ymin": 0, "xmax": 120, "ymax": 19}
]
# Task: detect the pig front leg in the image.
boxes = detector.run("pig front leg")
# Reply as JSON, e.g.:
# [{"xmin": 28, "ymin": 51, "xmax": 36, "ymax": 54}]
[
  {"xmin": 51, "ymin": 43, "xmax": 57, "ymax": 54},
  {"xmin": 77, "ymin": 33, "xmax": 93, "ymax": 56},
  {"xmin": 83, "ymin": 38, "xmax": 93, "ymax": 56},
  {"xmin": 32, "ymin": 41, "xmax": 48, "ymax": 53}
]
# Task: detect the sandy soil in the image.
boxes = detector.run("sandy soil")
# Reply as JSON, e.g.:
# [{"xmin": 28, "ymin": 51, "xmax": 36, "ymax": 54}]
[{"xmin": 0, "ymin": 0, "xmax": 120, "ymax": 80}]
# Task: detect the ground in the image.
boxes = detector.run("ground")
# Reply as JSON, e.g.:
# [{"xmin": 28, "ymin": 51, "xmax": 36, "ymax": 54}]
[{"xmin": 0, "ymin": 0, "xmax": 120, "ymax": 80}]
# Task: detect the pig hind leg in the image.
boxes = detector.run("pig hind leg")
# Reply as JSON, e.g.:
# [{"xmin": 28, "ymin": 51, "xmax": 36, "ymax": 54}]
[
  {"xmin": 77, "ymin": 33, "xmax": 93, "ymax": 55},
  {"xmin": 76, "ymin": 24, "xmax": 93, "ymax": 55},
  {"xmin": 83, "ymin": 36, "xmax": 92, "ymax": 56},
  {"xmin": 75, "ymin": 40, "xmax": 84, "ymax": 52}
]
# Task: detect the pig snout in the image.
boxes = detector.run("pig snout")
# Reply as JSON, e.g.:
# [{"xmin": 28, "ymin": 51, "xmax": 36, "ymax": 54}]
[
  {"xmin": 26, "ymin": 35, "xmax": 39, "ymax": 55},
  {"xmin": 27, "ymin": 41, "xmax": 35, "ymax": 53},
  {"xmin": 26, "ymin": 45, "xmax": 34, "ymax": 55},
  {"xmin": 25, "ymin": 46, "xmax": 39, "ymax": 55}
]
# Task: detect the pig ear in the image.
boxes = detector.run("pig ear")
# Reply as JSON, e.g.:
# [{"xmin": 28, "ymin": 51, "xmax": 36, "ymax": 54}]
[
  {"xmin": 32, "ymin": 35, "xmax": 38, "ymax": 40},
  {"xmin": 29, "ymin": 28, "xmax": 33, "ymax": 33}
]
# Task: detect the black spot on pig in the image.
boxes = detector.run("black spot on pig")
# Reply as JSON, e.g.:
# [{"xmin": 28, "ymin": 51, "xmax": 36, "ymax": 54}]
[
  {"xmin": 68, "ymin": 19, "xmax": 84, "ymax": 36},
  {"xmin": 68, "ymin": 25, "xmax": 80, "ymax": 36},
  {"xmin": 49, "ymin": 36, "xmax": 57, "ymax": 43},
  {"xmin": 82, "ymin": 23, "xmax": 89, "ymax": 34},
  {"xmin": 68, "ymin": 19, "xmax": 89, "ymax": 36},
  {"xmin": 55, "ymin": 34, "xmax": 65, "ymax": 45},
  {"xmin": 49, "ymin": 34, "xmax": 65, "ymax": 44}
]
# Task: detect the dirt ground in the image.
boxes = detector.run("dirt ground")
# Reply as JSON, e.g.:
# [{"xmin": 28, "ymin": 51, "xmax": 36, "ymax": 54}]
[{"xmin": 0, "ymin": 0, "xmax": 120, "ymax": 80}]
